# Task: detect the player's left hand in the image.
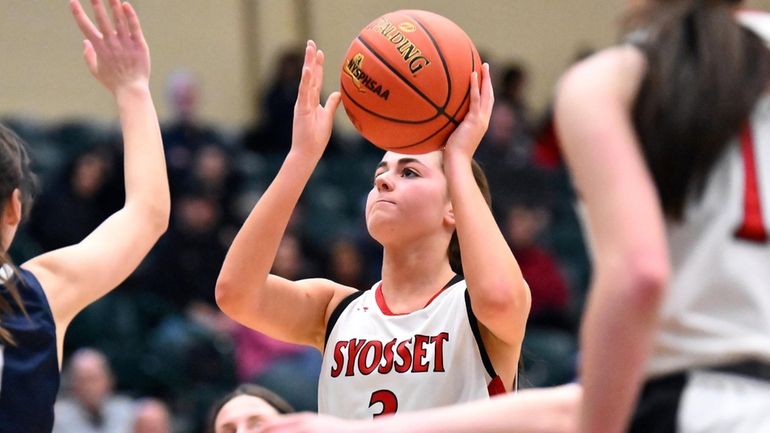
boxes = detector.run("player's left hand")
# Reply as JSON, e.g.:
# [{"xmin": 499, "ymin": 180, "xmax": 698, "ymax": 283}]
[
  {"xmin": 444, "ymin": 62, "xmax": 494, "ymax": 160},
  {"xmin": 259, "ymin": 413, "xmax": 373, "ymax": 433},
  {"xmin": 70, "ymin": 0, "xmax": 151, "ymax": 96}
]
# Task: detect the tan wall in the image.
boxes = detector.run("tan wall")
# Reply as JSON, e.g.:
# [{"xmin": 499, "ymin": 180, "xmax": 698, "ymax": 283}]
[{"xmin": 1, "ymin": 0, "xmax": 768, "ymax": 129}]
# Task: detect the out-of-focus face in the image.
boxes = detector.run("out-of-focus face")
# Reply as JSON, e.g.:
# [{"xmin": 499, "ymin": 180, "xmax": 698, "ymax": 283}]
[
  {"xmin": 132, "ymin": 400, "xmax": 171, "ymax": 433},
  {"xmin": 214, "ymin": 395, "xmax": 280, "ymax": 433},
  {"xmin": 70, "ymin": 351, "xmax": 113, "ymax": 412},
  {"xmin": 365, "ymin": 151, "xmax": 452, "ymax": 246}
]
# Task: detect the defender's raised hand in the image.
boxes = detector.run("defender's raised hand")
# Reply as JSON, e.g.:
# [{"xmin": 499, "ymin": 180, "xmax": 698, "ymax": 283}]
[{"xmin": 70, "ymin": 0, "xmax": 150, "ymax": 95}]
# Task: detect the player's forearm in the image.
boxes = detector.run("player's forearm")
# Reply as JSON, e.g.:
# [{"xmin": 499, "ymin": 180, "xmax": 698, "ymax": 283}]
[
  {"xmin": 115, "ymin": 84, "xmax": 169, "ymax": 231},
  {"xmin": 580, "ymin": 266, "xmax": 666, "ymax": 433},
  {"xmin": 443, "ymin": 154, "xmax": 529, "ymax": 326},
  {"xmin": 218, "ymin": 152, "xmax": 318, "ymax": 295}
]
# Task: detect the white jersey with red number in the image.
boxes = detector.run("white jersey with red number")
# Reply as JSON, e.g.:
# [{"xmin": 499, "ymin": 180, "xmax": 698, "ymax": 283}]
[
  {"xmin": 318, "ymin": 275, "xmax": 505, "ymax": 419},
  {"xmin": 646, "ymin": 76, "xmax": 770, "ymax": 378}
]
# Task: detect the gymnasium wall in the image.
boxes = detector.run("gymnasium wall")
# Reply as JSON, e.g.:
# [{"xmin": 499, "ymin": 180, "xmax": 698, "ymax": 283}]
[{"xmin": 1, "ymin": 0, "xmax": 768, "ymax": 130}]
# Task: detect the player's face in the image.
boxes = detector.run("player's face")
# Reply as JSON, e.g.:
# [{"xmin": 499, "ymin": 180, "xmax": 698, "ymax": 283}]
[
  {"xmin": 214, "ymin": 395, "xmax": 280, "ymax": 433},
  {"xmin": 365, "ymin": 150, "xmax": 453, "ymax": 245}
]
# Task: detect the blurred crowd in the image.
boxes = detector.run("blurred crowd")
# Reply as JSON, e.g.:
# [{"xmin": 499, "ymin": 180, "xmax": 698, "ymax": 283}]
[{"xmin": 5, "ymin": 47, "xmax": 591, "ymax": 433}]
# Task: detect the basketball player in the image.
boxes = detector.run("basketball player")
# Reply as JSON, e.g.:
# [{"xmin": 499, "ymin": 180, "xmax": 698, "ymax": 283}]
[
  {"xmin": 216, "ymin": 40, "xmax": 530, "ymax": 418},
  {"xmin": 209, "ymin": 384, "xmax": 294, "ymax": 433},
  {"xmin": 555, "ymin": 1, "xmax": 770, "ymax": 432},
  {"xmin": 0, "ymin": 1, "xmax": 168, "ymax": 432}
]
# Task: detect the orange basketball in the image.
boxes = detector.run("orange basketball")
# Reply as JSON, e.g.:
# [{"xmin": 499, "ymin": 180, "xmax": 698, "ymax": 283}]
[{"xmin": 340, "ymin": 10, "xmax": 482, "ymax": 154}]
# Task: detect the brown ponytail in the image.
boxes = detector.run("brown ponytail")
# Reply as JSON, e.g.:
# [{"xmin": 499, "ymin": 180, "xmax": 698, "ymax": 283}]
[
  {"xmin": 448, "ymin": 159, "xmax": 492, "ymax": 275},
  {"xmin": 627, "ymin": 0, "xmax": 770, "ymax": 219}
]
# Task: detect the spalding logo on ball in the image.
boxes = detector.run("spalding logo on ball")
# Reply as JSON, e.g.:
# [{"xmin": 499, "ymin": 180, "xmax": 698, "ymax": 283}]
[{"xmin": 340, "ymin": 10, "xmax": 481, "ymax": 154}]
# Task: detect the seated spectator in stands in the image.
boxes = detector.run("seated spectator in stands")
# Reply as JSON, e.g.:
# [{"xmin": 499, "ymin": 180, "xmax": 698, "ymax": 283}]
[
  {"xmin": 28, "ymin": 147, "xmax": 119, "ymax": 251},
  {"xmin": 53, "ymin": 348, "xmax": 135, "ymax": 433},
  {"xmin": 132, "ymin": 399, "xmax": 172, "ymax": 433},
  {"xmin": 504, "ymin": 203, "xmax": 571, "ymax": 328},
  {"xmin": 241, "ymin": 49, "xmax": 303, "ymax": 155},
  {"xmin": 162, "ymin": 70, "xmax": 224, "ymax": 194},
  {"xmin": 207, "ymin": 384, "xmax": 293, "ymax": 433}
]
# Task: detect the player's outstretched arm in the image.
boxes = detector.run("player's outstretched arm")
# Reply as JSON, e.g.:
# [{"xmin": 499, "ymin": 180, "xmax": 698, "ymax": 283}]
[
  {"xmin": 24, "ymin": 0, "xmax": 169, "ymax": 334},
  {"xmin": 216, "ymin": 40, "xmax": 353, "ymax": 350},
  {"xmin": 260, "ymin": 384, "xmax": 581, "ymax": 433},
  {"xmin": 443, "ymin": 63, "xmax": 531, "ymax": 378},
  {"xmin": 555, "ymin": 46, "xmax": 670, "ymax": 433}
]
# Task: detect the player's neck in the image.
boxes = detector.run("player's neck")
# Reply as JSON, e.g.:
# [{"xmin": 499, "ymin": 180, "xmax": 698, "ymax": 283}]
[{"xmin": 380, "ymin": 241, "xmax": 455, "ymax": 313}]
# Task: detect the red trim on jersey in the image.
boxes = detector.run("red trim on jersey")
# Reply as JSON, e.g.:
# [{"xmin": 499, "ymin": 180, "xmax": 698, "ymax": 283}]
[
  {"xmin": 375, "ymin": 283, "xmax": 452, "ymax": 316},
  {"xmin": 735, "ymin": 123, "xmax": 768, "ymax": 242},
  {"xmin": 487, "ymin": 375, "xmax": 506, "ymax": 396}
]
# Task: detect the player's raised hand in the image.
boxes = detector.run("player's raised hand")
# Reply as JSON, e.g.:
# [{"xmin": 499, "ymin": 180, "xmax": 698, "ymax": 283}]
[
  {"xmin": 70, "ymin": 0, "xmax": 150, "ymax": 95},
  {"xmin": 444, "ymin": 63, "xmax": 494, "ymax": 160},
  {"xmin": 290, "ymin": 40, "xmax": 342, "ymax": 160}
]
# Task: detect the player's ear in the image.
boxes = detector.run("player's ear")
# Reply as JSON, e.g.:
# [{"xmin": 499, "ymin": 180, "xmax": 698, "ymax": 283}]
[{"xmin": 443, "ymin": 205, "xmax": 455, "ymax": 228}]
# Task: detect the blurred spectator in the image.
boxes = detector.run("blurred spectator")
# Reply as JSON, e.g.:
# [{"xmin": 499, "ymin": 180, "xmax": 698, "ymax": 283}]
[
  {"xmin": 504, "ymin": 203, "xmax": 570, "ymax": 328},
  {"xmin": 207, "ymin": 384, "xmax": 293, "ymax": 433},
  {"xmin": 242, "ymin": 49, "xmax": 303, "ymax": 155},
  {"xmin": 498, "ymin": 62, "xmax": 534, "ymax": 138},
  {"xmin": 132, "ymin": 399, "xmax": 172, "ymax": 433},
  {"xmin": 28, "ymin": 146, "xmax": 120, "ymax": 251},
  {"xmin": 324, "ymin": 237, "xmax": 367, "ymax": 289},
  {"xmin": 53, "ymin": 348, "xmax": 135, "ymax": 433},
  {"xmin": 162, "ymin": 70, "xmax": 224, "ymax": 194},
  {"xmin": 182, "ymin": 145, "xmax": 242, "ymax": 225},
  {"xmin": 152, "ymin": 191, "xmax": 227, "ymax": 309}
]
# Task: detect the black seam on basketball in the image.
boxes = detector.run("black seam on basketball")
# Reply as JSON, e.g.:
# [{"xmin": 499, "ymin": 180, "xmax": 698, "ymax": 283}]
[
  {"xmin": 356, "ymin": 35, "xmax": 455, "ymax": 122},
  {"xmin": 407, "ymin": 13, "xmax": 452, "ymax": 110},
  {"xmin": 445, "ymin": 40, "xmax": 477, "ymax": 123},
  {"xmin": 388, "ymin": 115, "xmax": 456, "ymax": 150},
  {"xmin": 340, "ymin": 79, "xmax": 444, "ymax": 124}
]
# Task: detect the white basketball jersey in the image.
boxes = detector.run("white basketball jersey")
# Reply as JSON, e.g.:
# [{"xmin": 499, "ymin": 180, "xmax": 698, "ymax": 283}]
[
  {"xmin": 646, "ymin": 82, "xmax": 770, "ymax": 377},
  {"xmin": 319, "ymin": 276, "xmax": 504, "ymax": 419}
]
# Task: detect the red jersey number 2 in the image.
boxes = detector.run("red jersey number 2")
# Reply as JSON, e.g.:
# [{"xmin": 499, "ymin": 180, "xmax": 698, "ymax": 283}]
[
  {"xmin": 369, "ymin": 390, "xmax": 398, "ymax": 418},
  {"xmin": 735, "ymin": 123, "xmax": 769, "ymax": 243}
]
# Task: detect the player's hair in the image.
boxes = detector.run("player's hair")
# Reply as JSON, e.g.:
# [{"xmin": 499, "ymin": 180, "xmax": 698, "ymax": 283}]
[
  {"xmin": 627, "ymin": 0, "xmax": 770, "ymax": 219},
  {"xmin": 207, "ymin": 384, "xmax": 294, "ymax": 433},
  {"xmin": 448, "ymin": 159, "xmax": 492, "ymax": 276},
  {"xmin": 0, "ymin": 124, "xmax": 37, "ymax": 344}
]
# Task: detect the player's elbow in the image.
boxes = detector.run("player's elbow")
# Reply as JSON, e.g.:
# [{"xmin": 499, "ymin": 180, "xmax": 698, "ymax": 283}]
[
  {"xmin": 473, "ymin": 278, "xmax": 531, "ymax": 320},
  {"xmin": 215, "ymin": 276, "xmax": 240, "ymax": 315},
  {"xmin": 618, "ymin": 253, "xmax": 670, "ymax": 309}
]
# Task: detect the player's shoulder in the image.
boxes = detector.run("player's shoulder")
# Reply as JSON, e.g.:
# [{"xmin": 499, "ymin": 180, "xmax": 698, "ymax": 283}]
[{"xmin": 557, "ymin": 45, "xmax": 647, "ymax": 106}]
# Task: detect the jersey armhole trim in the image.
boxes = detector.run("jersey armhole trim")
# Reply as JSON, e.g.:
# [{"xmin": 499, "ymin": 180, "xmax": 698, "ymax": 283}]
[
  {"xmin": 324, "ymin": 290, "xmax": 366, "ymax": 347},
  {"xmin": 464, "ymin": 289, "xmax": 498, "ymax": 380}
]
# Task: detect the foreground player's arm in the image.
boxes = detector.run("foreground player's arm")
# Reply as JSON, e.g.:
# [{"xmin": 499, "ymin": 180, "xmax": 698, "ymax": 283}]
[
  {"xmin": 24, "ymin": 0, "xmax": 169, "ymax": 329},
  {"xmin": 260, "ymin": 384, "xmax": 581, "ymax": 433},
  {"xmin": 444, "ymin": 64, "xmax": 531, "ymax": 360},
  {"xmin": 216, "ymin": 41, "xmax": 353, "ymax": 351},
  {"xmin": 555, "ymin": 46, "xmax": 670, "ymax": 433}
]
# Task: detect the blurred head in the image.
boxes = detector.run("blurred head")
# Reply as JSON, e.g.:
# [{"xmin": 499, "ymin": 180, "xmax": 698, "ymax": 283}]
[
  {"xmin": 366, "ymin": 151, "xmax": 490, "ymax": 274},
  {"xmin": 272, "ymin": 233, "xmax": 304, "ymax": 279},
  {"xmin": 505, "ymin": 204, "xmax": 549, "ymax": 249},
  {"xmin": 175, "ymin": 193, "xmax": 220, "ymax": 235},
  {"xmin": 208, "ymin": 384, "xmax": 293, "ymax": 433},
  {"xmin": 329, "ymin": 238, "xmax": 364, "ymax": 287},
  {"xmin": 133, "ymin": 398, "xmax": 172, "ymax": 433},
  {"xmin": 166, "ymin": 69, "xmax": 200, "ymax": 122},
  {"xmin": 67, "ymin": 348, "xmax": 114, "ymax": 413},
  {"xmin": 71, "ymin": 151, "xmax": 110, "ymax": 199},
  {"xmin": 194, "ymin": 145, "xmax": 230, "ymax": 186},
  {"xmin": 487, "ymin": 103, "xmax": 517, "ymax": 148}
]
